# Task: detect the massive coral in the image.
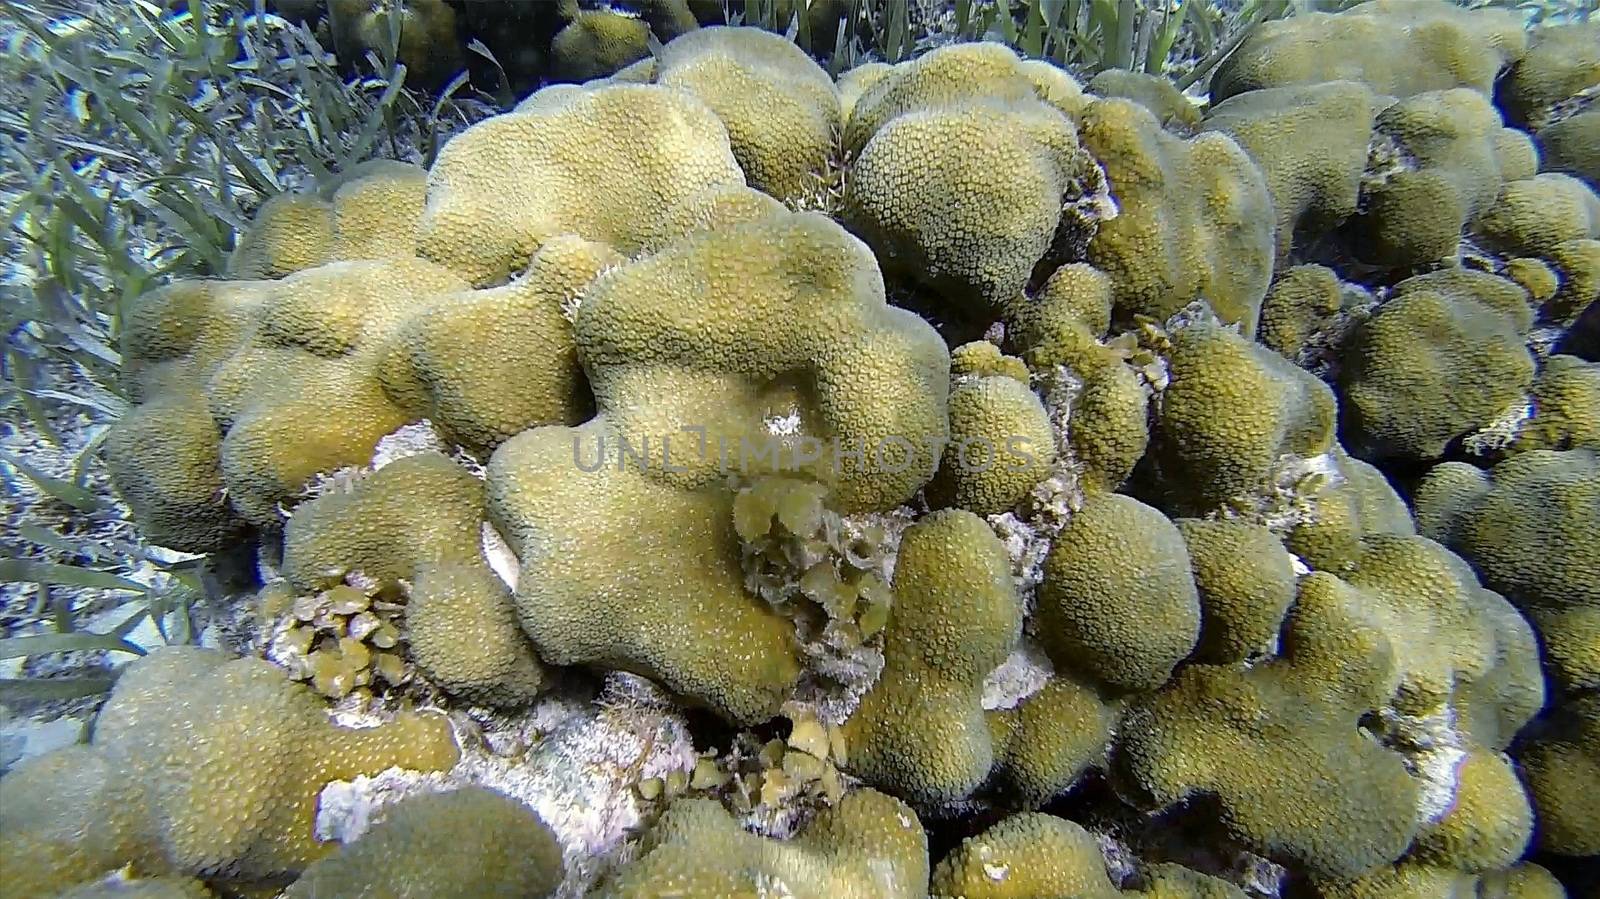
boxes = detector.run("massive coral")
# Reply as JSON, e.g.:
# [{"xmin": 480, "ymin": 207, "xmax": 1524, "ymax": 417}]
[
  {"xmin": 0, "ymin": 649, "xmax": 458, "ymax": 896},
  {"xmin": 64, "ymin": 15, "xmax": 1600, "ymax": 899},
  {"xmin": 1211, "ymin": 0, "xmax": 1526, "ymax": 101}
]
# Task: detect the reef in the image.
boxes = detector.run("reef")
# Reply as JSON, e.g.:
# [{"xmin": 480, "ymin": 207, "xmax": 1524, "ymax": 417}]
[{"xmin": 9, "ymin": 4, "xmax": 1600, "ymax": 897}]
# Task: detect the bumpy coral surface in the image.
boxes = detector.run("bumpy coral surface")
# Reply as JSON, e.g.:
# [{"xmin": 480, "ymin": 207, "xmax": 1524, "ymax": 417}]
[
  {"xmin": 842, "ymin": 510, "xmax": 1019, "ymax": 806},
  {"xmin": 1151, "ymin": 320, "xmax": 1336, "ymax": 511},
  {"xmin": 1256, "ymin": 264, "xmax": 1348, "ymax": 361},
  {"xmin": 281, "ymin": 452, "xmax": 545, "ymax": 704},
  {"xmin": 930, "ymin": 813, "xmax": 1124, "ymax": 899},
  {"xmin": 486, "ymin": 205, "xmax": 948, "ymax": 724},
  {"xmin": 843, "ymin": 43, "xmax": 1102, "ymax": 322},
  {"xmin": 597, "ymin": 788, "xmax": 929, "ymax": 897},
  {"xmin": 1418, "ymin": 450, "xmax": 1599, "ymax": 697},
  {"xmin": 1088, "ymin": 68, "xmax": 1201, "ymax": 129},
  {"xmin": 418, "ymin": 83, "xmax": 744, "ymax": 284},
  {"xmin": 1201, "ymin": 81, "xmax": 1377, "ymax": 262},
  {"xmin": 1498, "ymin": 21, "xmax": 1600, "ymax": 191},
  {"xmin": 283, "ymin": 788, "xmax": 563, "ymax": 898},
  {"xmin": 1516, "ymin": 693, "xmax": 1600, "ymax": 857},
  {"xmin": 1078, "ymin": 97, "xmax": 1274, "ymax": 334},
  {"xmin": 1112, "ymin": 572, "xmax": 1423, "ymax": 880},
  {"xmin": 1355, "ymin": 89, "xmax": 1532, "ymax": 267},
  {"xmin": 549, "ymin": 5, "xmax": 651, "ymax": 83},
  {"xmin": 927, "ymin": 345, "xmax": 1056, "ymax": 515},
  {"xmin": 985, "ymin": 673, "xmax": 1119, "ymax": 808},
  {"xmin": 329, "ymin": 0, "xmax": 461, "ymax": 89},
  {"xmin": 1340, "ymin": 271, "xmax": 1534, "ymax": 461},
  {"xmin": 1035, "ymin": 492, "xmax": 1200, "ymax": 692},
  {"xmin": 654, "ymin": 26, "xmax": 840, "ymax": 201},
  {"xmin": 1176, "ymin": 518, "xmax": 1298, "ymax": 663},
  {"xmin": 0, "ymin": 649, "xmax": 457, "ymax": 896},
  {"xmin": 68, "ymin": 18, "xmax": 1600, "ymax": 899},
  {"xmin": 226, "ymin": 160, "xmax": 429, "ymax": 280},
  {"xmin": 931, "ymin": 814, "xmax": 1248, "ymax": 899},
  {"xmin": 1212, "ymin": 0, "xmax": 1526, "ymax": 101}
]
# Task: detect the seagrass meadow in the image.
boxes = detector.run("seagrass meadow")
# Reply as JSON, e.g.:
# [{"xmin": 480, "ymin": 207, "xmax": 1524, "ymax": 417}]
[{"xmin": 1, "ymin": 1, "xmax": 1597, "ymax": 897}]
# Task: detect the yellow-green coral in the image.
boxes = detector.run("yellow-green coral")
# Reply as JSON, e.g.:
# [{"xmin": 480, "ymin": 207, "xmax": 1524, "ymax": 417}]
[
  {"xmin": 843, "ymin": 509, "xmax": 1019, "ymax": 806},
  {"xmin": 279, "ymin": 453, "xmax": 545, "ymax": 704},
  {"xmin": 408, "ymin": 561, "xmax": 547, "ymax": 707},
  {"xmin": 837, "ymin": 60, "xmax": 894, "ymax": 123},
  {"xmin": 1537, "ymin": 107, "xmax": 1600, "ymax": 192},
  {"xmin": 52, "ymin": 877, "xmax": 216, "ymax": 899},
  {"xmin": 843, "ymin": 42, "xmax": 1069, "ymax": 154},
  {"xmin": 930, "ymin": 814, "xmax": 1248, "ymax": 899},
  {"xmin": 0, "ymin": 648, "xmax": 458, "ymax": 896},
  {"xmin": 283, "ymin": 788, "xmax": 563, "ymax": 898},
  {"xmin": 1516, "ymin": 694, "xmax": 1600, "ymax": 856},
  {"xmin": 1110, "ymin": 571, "xmax": 1421, "ymax": 880},
  {"xmin": 1136, "ymin": 865, "xmax": 1249, "ymax": 898},
  {"xmin": 1338, "ymin": 535, "xmax": 1500, "ymax": 712},
  {"xmin": 1001, "ymin": 265, "xmax": 1152, "ymax": 492},
  {"xmin": 1494, "ymin": 16, "xmax": 1599, "ymax": 192},
  {"xmin": 1515, "ymin": 354, "xmax": 1600, "ymax": 452},
  {"xmin": 568, "ymin": 208, "xmax": 950, "ymax": 511},
  {"xmin": 1200, "ymin": 81, "xmax": 1378, "ymax": 262},
  {"xmin": 597, "ymin": 788, "xmax": 929, "ymax": 897},
  {"xmin": 843, "ymin": 43, "xmax": 1103, "ymax": 319},
  {"xmin": 930, "ymin": 813, "xmax": 1123, "ymax": 899},
  {"xmin": 227, "ymin": 161, "xmax": 429, "ymax": 280},
  {"xmin": 1152, "ymin": 321, "xmax": 1336, "ymax": 512},
  {"xmin": 329, "ymin": 0, "xmax": 461, "ymax": 88},
  {"xmin": 1285, "ymin": 451, "xmax": 1416, "ymax": 572},
  {"xmin": 1412, "ymin": 747, "xmax": 1533, "ymax": 873},
  {"xmin": 985, "ymin": 674, "xmax": 1119, "ymax": 808},
  {"xmin": 1036, "ymin": 493, "xmax": 1200, "ymax": 692},
  {"xmin": 1087, "ymin": 68, "xmax": 1201, "ymax": 130},
  {"xmin": 549, "ymin": 7, "xmax": 651, "ymax": 83},
  {"xmin": 1310, "ymin": 860, "xmax": 1480, "ymax": 899},
  {"xmin": 102, "ymin": 387, "xmax": 243, "ymax": 553},
  {"xmin": 482, "ymin": 209, "xmax": 946, "ymax": 726},
  {"xmin": 1453, "ymin": 586, "xmax": 1547, "ymax": 754},
  {"xmin": 927, "ymin": 353, "xmax": 1056, "ymax": 516},
  {"xmin": 1497, "ymin": 21, "xmax": 1599, "ymax": 128},
  {"xmin": 1416, "ymin": 449, "xmax": 1600, "ymax": 695},
  {"xmin": 0, "ymin": 745, "xmax": 135, "ymax": 899},
  {"xmin": 1473, "ymin": 173, "xmax": 1600, "ymax": 258},
  {"xmin": 1176, "ymin": 518, "xmax": 1298, "ymax": 663},
  {"xmin": 1356, "ymin": 89, "xmax": 1531, "ymax": 266},
  {"xmin": 1256, "ymin": 264, "xmax": 1347, "ymax": 360},
  {"xmin": 1340, "ymin": 270, "xmax": 1534, "ymax": 461},
  {"xmin": 384, "ymin": 234, "xmax": 620, "ymax": 453},
  {"xmin": 1067, "ymin": 353, "xmax": 1152, "ymax": 491},
  {"xmin": 1477, "ymin": 863, "xmax": 1569, "ymax": 899},
  {"xmin": 1025, "ymin": 262, "xmax": 1114, "ymax": 339},
  {"xmin": 417, "ymin": 82, "xmax": 745, "ymax": 285},
  {"xmin": 488, "ymin": 422, "xmax": 802, "ymax": 724},
  {"xmin": 1541, "ymin": 237, "xmax": 1600, "ymax": 326},
  {"xmin": 1078, "ymin": 97, "xmax": 1274, "ymax": 334},
  {"xmin": 281, "ymin": 452, "xmax": 485, "ymax": 590},
  {"xmin": 116, "ymin": 246, "xmax": 447, "ymax": 547},
  {"xmin": 110, "ymin": 256, "xmax": 472, "ymax": 536},
  {"xmin": 1211, "ymin": 0, "xmax": 1525, "ymax": 101},
  {"xmin": 654, "ymin": 26, "xmax": 841, "ymax": 201},
  {"xmin": 1503, "ymin": 257, "xmax": 1560, "ymax": 303}
]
